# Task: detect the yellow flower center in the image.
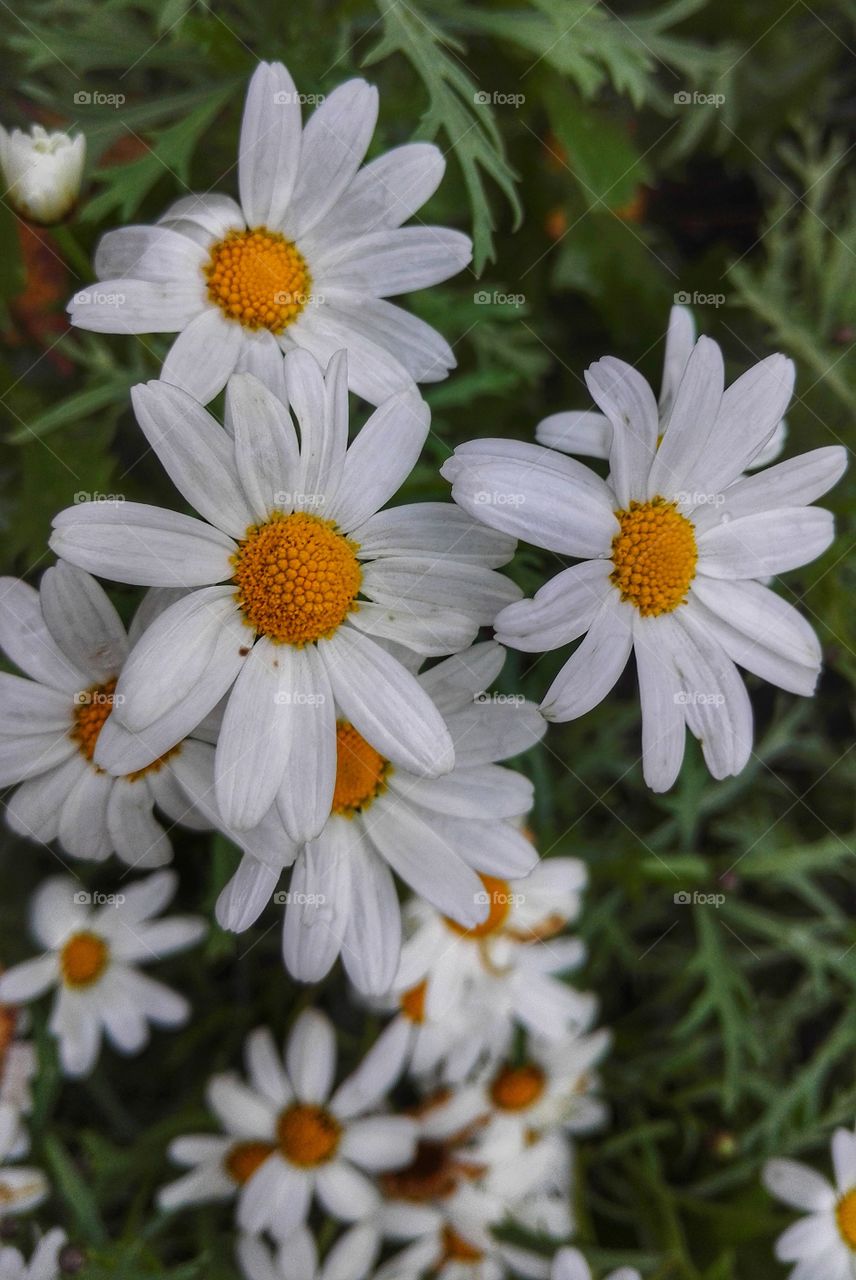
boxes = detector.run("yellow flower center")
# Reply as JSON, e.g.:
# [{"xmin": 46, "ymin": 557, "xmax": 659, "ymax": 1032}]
[
  {"xmin": 489, "ymin": 1063, "xmax": 546, "ymax": 1111},
  {"xmin": 205, "ymin": 227, "xmax": 311, "ymax": 333},
  {"xmin": 233, "ymin": 512, "xmax": 362, "ymax": 646},
  {"xmin": 445, "ymin": 874, "xmax": 511, "ymax": 940},
  {"xmin": 837, "ymin": 1188, "xmax": 856, "ymax": 1249},
  {"xmin": 277, "ymin": 1104, "xmax": 341, "ymax": 1167},
  {"xmin": 441, "ymin": 1227, "xmax": 484, "ymax": 1264},
  {"xmin": 70, "ymin": 678, "xmax": 117, "ymax": 761},
  {"xmin": 610, "ymin": 497, "xmax": 697, "ymax": 617},
  {"xmin": 60, "ymin": 932, "xmax": 109, "ymax": 988},
  {"xmin": 332, "ymin": 721, "xmax": 390, "ymax": 816},
  {"xmin": 223, "ymin": 1140, "xmax": 275, "ymax": 1185},
  {"xmin": 399, "ymin": 980, "xmax": 428, "ymax": 1024}
]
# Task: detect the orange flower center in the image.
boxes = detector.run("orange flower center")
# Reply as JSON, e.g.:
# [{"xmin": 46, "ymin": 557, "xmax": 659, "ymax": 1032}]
[
  {"xmin": 0, "ymin": 997, "xmax": 17, "ymax": 1076},
  {"xmin": 205, "ymin": 227, "xmax": 311, "ymax": 333},
  {"xmin": 70, "ymin": 678, "xmax": 117, "ymax": 761},
  {"xmin": 441, "ymin": 1227, "xmax": 484, "ymax": 1264},
  {"xmin": 223, "ymin": 1140, "xmax": 275, "ymax": 1185},
  {"xmin": 445, "ymin": 874, "xmax": 511, "ymax": 939},
  {"xmin": 60, "ymin": 932, "xmax": 109, "ymax": 988},
  {"xmin": 233, "ymin": 512, "xmax": 361, "ymax": 646},
  {"xmin": 611, "ymin": 497, "xmax": 697, "ymax": 616},
  {"xmin": 277, "ymin": 1104, "xmax": 341, "ymax": 1167},
  {"xmin": 332, "ymin": 721, "xmax": 390, "ymax": 816},
  {"xmin": 489, "ymin": 1063, "xmax": 546, "ymax": 1111},
  {"xmin": 380, "ymin": 1140, "xmax": 483, "ymax": 1203},
  {"xmin": 399, "ymin": 980, "xmax": 427, "ymax": 1024},
  {"xmin": 837, "ymin": 1188, "xmax": 856, "ymax": 1249}
]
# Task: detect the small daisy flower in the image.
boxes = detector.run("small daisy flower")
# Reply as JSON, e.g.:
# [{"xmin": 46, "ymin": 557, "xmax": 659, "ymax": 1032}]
[
  {"xmin": 0, "ymin": 567, "xmax": 215, "ymax": 868},
  {"xmin": 764, "ymin": 1125, "xmax": 856, "ymax": 1279},
  {"xmin": 551, "ymin": 1247, "xmax": 641, "ymax": 1280},
  {"xmin": 50, "ymin": 356, "xmax": 519, "ymax": 842},
  {"xmin": 463, "ymin": 1027, "xmax": 611, "ymax": 1151},
  {"xmin": 0, "ymin": 123, "xmax": 85, "ymax": 225},
  {"xmin": 0, "ymin": 1230, "xmax": 67, "ymax": 1280},
  {"xmin": 160, "ymin": 1011, "xmax": 416, "ymax": 1239},
  {"xmin": 537, "ymin": 304, "xmax": 786, "ymax": 470},
  {"xmin": 213, "ymin": 642, "xmax": 544, "ymax": 995},
  {"xmin": 0, "ymin": 1104, "xmax": 47, "ymax": 1216},
  {"xmin": 390, "ymin": 859, "xmax": 594, "ymax": 1082},
  {"xmin": 236, "ymin": 1225, "xmax": 379, "ymax": 1280},
  {"xmin": 68, "ymin": 61, "xmax": 470, "ymax": 406},
  {"xmin": 443, "ymin": 337, "xmax": 847, "ymax": 790},
  {"xmin": 0, "ymin": 872, "xmax": 205, "ymax": 1077}
]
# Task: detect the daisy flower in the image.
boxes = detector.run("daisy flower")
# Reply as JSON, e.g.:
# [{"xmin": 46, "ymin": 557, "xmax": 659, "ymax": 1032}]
[
  {"xmin": 763, "ymin": 1124, "xmax": 856, "ymax": 1279},
  {"xmin": 0, "ymin": 1230, "xmax": 67, "ymax": 1280},
  {"xmin": 0, "ymin": 872, "xmax": 205, "ymax": 1077},
  {"xmin": 0, "ymin": 567, "xmax": 216, "ymax": 868},
  {"xmin": 212, "ymin": 642, "xmax": 544, "ymax": 995},
  {"xmin": 443, "ymin": 337, "xmax": 847, "ymax": 790},
  {"xmin": 537, "ymin": 303, "xmax": 786, "ymax": 470},
  {"xmin": 551, "ymin": 1247, "xmax": 641, "ymax": 1280},
  {"xmin": 236, "ymin": 1225, "xmax": 379, "ymax": 1280},
  {"xmin": 0, "ymin": 122, "xmax": 85, "ymax": 225},
  {"xmin": 160, "ymin": 1011, "xmax": 416, "ymax": 1239},
  {"xmin": 0, "ymin": 1104, "xmax": 47, "ymax": 1216},
  {"xmin": 68, "ymin": 61, "xmax": 470, "ymax": 406},
  {"xmin": 389, "ymin": 859, "xmax": 594, "ymax": 1082},
  {"xmin": 50, "ymin": 355, "xmax": 519, "ymax": 842},
  {"xmin": 462, "ymin": 1027, "xmax": 611, "ymax": 1152}
]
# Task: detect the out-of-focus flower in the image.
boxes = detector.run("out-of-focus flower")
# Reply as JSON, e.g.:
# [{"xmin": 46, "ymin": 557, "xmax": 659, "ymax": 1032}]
[
  {"xmin": 0, "ymin": 1229, "xmax": 67, "ymax": 1280},
  {"xmin": 0, "ymin": 998, "xmax": 36, "ymax": 1157},
  {"xmin": 551, "ymin": 1247, "xmax": 641, "ymax": 1280},
  {"xmin": 0, "ymin": 1104, "xmax": 47, "ymax": 1216},
  {"xmin": 236, "ymin": 1225, "xmax": 378, "ymax": 1280},
  {"xmin": 0, "ymin": 872, "xmax": 205, "ymax": 1077},
  {"xmin": 0, "ymin": 125, "xmax": 84, "ymax": 225}
]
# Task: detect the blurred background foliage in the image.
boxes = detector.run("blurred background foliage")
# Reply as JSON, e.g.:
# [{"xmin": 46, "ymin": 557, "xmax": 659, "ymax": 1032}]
[{"xmin": 0, "ymin": 0, "xmax": 854, "ymax": 1276}]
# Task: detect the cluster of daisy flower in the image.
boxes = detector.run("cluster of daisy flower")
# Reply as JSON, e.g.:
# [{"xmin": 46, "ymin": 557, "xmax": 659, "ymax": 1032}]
[{"xmin": 0, "ymin": 51, "xmax": 847, "ymax": 1280}]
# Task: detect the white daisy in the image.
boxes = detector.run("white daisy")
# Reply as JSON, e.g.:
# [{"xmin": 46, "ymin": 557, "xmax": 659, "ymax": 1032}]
[
  {"xmin": 50, "ymin": 356, "xmax": 519, "ymax": 842},
  {"xmin": 0, "ymin": 871, "xmax": 205, "ymax": 1077},
  {"xmin": 212, "ymin": 642, "xmax": 544, "ymax": 996},
  {"xmin": 0, "ymin": 567, "xmax": 216, "ymax": 868},
  {"xmin": 551, "ymin": 1247, "xmax": 640, "ymax": 1280},
  {"xmin": 0, "ymin": 1230, "xmax": 67, "ymax": 1280},
  {"xmin": 0, "ymin": 123, "xmax": 84, "ymax": 225},
  {"xmin": 389, "ymin": 858, "xmax": 594, "ymax": 1083},
  {"xmin": 160, "ymin": 1010, "xmax": 416, "ymax": 1239},
  {"xmin": 537, "ymin": 304, "xmax": 787, "ymax": 470},
  {"xmin": 764, "ymin": 1125, "xmax": 856, "ymax": 1279},
  {"xmin": 68, "ymin": 60, "xmax": 470, "ymax": 406},
  {"xmin": 443, "ymin": 337, "xmax": 847, "ymax": 790},
  {"xmin": 236, "ymin": 1225, "xmax": 379, "ymax": 1280},
  {"xmin": 0, "ymin": 1104, "xmax": 47, "ymax": 1216},
  {"xmin": 461, "ymin": 1027, "xmax": 611, "ymax": 1152}
]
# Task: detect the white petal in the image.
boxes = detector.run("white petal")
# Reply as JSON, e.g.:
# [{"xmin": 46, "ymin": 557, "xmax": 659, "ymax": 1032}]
[
  {"xmin": 314, "ymin": 1161, "xmax": 378, "ymax": 1220},
  {"xmin": 390, "ymin": 764, "xmax": 532, "ymax": 820},
  {"xmin": 69, "ymin": 277, "xmax": 204, "ymax": 333},
  {"xmin": 239, "ymin": 62, "xmax": 302, "ymax": 228},
  {"xmin": 325, "ymin": 296, "xmax": 455, "ymax": 383},
  {"xmin": 161, "ymin": 309, "xmax": 243, "ymax": 404},
  {"xmin": 697, "ymin": 353, "xmax": 795, "ymax": 495},
  {"xmin": 50, "ymin": 502, "xmax": 233, "ymax": 587},
  {"xmin": 245, "ymin": 1027, "xmax": 292, "ymax": 1107},
  {"xmin": 340, "ymin": 843, "xmax": 401, "ymax": 996},
  {"xmin": 832, "ymin": 1127, "xmax": 856, "ymax": 1192},
  {"xmin": 535, "ymin": 410, "xmax": 610, "ymax": 457},
  {"xmin": 286, "ymin": 1008, "xmax": 336, "ymax": 1103},
  {"xmin": 340, "ymin": 1115, "xmax": 415, "ymax": 1171},
  {"xmin": 0, "ymin": 577, "xmax": 85, "ymax": 692},
  {"xmin": 111, "ymin": 588, "xmax": 246, "ymax": 733},
  {"xmin": 632, "ymin": 615, "xmax": 686, "ymax": 791},
  {"xmin": 207, "ymin": 1073, "xmax": 277, "ymax": 1138},
  {"xmin": 4, "ymin": 755, "xmax": 84, "ymax": 843},
  {"xmin": 665, "ymin": 609, "xmax": 753, "ymax": 780},
  {"xmin": 659, "ymin": 304, "xmax": 695, "ymax": 420},
  {"xmin": 362, "ymin": 558, "xmax": 520, "ymax": 627},
  {"xmin": 315, "ymin": 143, "xmax": 445, "ymax": 242},
  {"xmin": 330, "ymin": 1019, "xmax": 411, "ymax": 1120},
  {"xmin": 495, "ymin": 560, "xmax": 611, "ymax": 653},
  {"xmin": 39, "ymin": 562, "xmax": 128, "ymax": 681},
  {"xmin": 316, "ymin": 228, "xmax": 471, "ymax": 296},
  {"xmin": 94, "ymin": 225, "xmax": 206, "ymax": 282},
  {"xmin": 276, "ymin": 644, "xmax": 336, "ymax": 843},
  {"xmin": 646, "ymin": 336, "xmax": 724, "ymax": 501},
  {"xmin": 0, "ymin": 672, "xmax": 71, "ymax": 732},
  {"xmin": 215, "ymin": 640, "xmax": 296, "ymax": 829},
  {"xmin": 105, "ymin": 778, "xmax": 173, "ymax": 869},
  {"xmin": 285, "ymin": 348, "xmax": 347, "ymax": 508},
  {"xmin": 353, "ymin": 503, "xmax": 515, "ymax": 568},
  {"xmin": 416, "ymin": 641, "xmax": 507, "ymax": 712},
  {"xmin": 0, "ymin": 955, "xmax": 57, "ymax": 1003},
  {"xmin": 233, "ymin": 328, "xmax": 289, "ymax": 400},
  {"xmin": 347, "ymin": 600, "xmax": 477, "ymax": 657},
  {"xmin": 697, "ymin": 508, "xmax": 834, "ymax": 578},
  {"xmin": 216, "ymin": 855, "xmax": 279, "ymax": 932},
  {"xmin": 691, "ymin": 446, "xmax": 847, "ymax": 535},
  {"xmin": 328, "ymin": 391, "xmax": 429, "ymax": 532},
  {"xmin": 585, "ymin": 356, "xmax": 659, "ymax": 506},
  {"xmin": 227, "ymin": 372, "xmax": 300, "ymax": 522},
  {"xmin": 285, "ymin": 81, "xmax": 378, "ymax": 239},
  {"xmin": 541, "ymin": 594, "xmax": 634, "ymax": 722},
  {"xmin": 158, "ymin": 192, "xmax": 245, "ymax": 241},
  {"xmin": 58, "ymin": 766, "xmax": 114, "ymax": 860},
  {"xmin": 319, "ymin": 627, "xmax": 454, "ymax": 776}
]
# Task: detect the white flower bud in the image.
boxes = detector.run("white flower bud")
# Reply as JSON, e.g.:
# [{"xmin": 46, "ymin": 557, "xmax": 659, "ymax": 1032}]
[{"xmin": 0, "ymin": 123, "xmax": 85, "ymax": 224}]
